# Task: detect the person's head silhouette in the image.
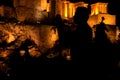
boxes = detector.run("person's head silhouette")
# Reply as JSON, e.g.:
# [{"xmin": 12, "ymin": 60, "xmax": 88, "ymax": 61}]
[
  {"xmin": 73, "ymin": 7, "xmax": 90, "ymax": 24},
  {"xmin": 54, "ymin": 14, "xmax": 63, "ymax": 26},
  {"xmin": 101, "ymin": 17, "xmax": 105, "ymax": 22}
]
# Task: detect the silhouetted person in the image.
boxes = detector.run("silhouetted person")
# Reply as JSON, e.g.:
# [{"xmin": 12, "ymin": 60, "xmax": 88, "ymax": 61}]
[
  {"xmin": 69, "ymin": 7, "xmax": 94, "ymax": 79},
  {"xmin": 94, "ymin": 17, "xmax": 112, "ymax": 78},
  {"xmin": 53, "ymin": 14, "xmax": 65, "ymax": 54},
  {"xmin": 94, "ymin": 17, "xmax": 110, "ymax": 48},
  {"xmin": 50, "ymin": 14, "xmax": 66, "ymax": 64},
  {"xmin": 70, "ymin": 7, "xmax": 92, "ymax": 64}
]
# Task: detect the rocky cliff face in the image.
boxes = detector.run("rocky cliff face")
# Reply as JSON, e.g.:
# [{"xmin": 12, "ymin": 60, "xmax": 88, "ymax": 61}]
[{"xmin": 0, "ymin": 23, "xmax": 58, "ymax": 57}]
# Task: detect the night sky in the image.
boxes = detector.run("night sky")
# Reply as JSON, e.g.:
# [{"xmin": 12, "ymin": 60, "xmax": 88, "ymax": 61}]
[{"xmin": 0, "ymin": 0, "xmax": 13, "ymax": 7}]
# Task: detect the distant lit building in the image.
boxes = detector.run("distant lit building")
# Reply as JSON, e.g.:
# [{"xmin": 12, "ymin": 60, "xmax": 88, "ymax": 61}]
[
  {"xmin": 13, "ymin": 0, "xmax": 87, "ymax": 22},
  {"xmin": 0, "ymin": 0, "xmax": 116, "ymax": 27},
  {"xmin": 48, "ymin": 0, "xmax": 116, "ymax": 27},
  {"xmin": 48, "ymin": 0, "xmax": 88, "ymax": 19},
  {"xmin": 88, "ymin": 2, "xmax": 116, "ymax": 27}
]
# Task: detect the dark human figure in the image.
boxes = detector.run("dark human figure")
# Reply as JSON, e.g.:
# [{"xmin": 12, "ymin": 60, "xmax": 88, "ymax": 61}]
[
  {"xmin": 54, "ymin": 14, "xmax": 65, "ymax": 47},
  {"xmin": 51, "ymin": 14, "xmax": 72, "ymax": 64},
  {"xmin": 94, "ymin": 17, "xmax": 112, "ymax": 78},
  {"xmin": 53, "ymin": 14, "xmax": 65, "ymax": 58},
  {"xmin": 69, "ymin": 7, "xmax": 94, "ymax": 79},
  {"xmin": 94, "ymin": 17, "xmax": 110, "ymax": 47},
  {"xmin": 70, "ymin": 7, "xmax": 93, "ymax": 65}
]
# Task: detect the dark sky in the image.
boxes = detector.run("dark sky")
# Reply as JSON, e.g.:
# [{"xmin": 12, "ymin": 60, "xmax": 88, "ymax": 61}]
[{"xmin": 0, "ymin": 0, "xmax": 13, "ymax": 7}]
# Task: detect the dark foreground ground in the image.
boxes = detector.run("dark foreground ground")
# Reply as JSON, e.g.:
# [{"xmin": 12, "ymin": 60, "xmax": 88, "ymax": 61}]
[{"xmin": 0, "ymin": 23, "xmax": 120, "ymax": 80}]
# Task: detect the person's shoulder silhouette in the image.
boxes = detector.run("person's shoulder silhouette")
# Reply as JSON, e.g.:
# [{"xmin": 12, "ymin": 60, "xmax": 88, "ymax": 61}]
[
  {"xmin": 100, "ymin": 17, "xmax": 105, "ymax": 25},
  {"xmin": 96, "ymin": 17, "xmax": 108, "ymax": 32}
]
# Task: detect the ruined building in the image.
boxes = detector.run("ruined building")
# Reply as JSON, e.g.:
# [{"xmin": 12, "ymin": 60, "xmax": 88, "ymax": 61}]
[
  {"xmin": 0, "ymin": 0, "xmax": 118, "ymax": 55},
  {"xmin": 0, "ymin": 0, "xmax": 116, "ymax": 27},
  {"xmin": 88, "ymin": 2, "xmax": 116, "ymax": 27},
  {"xmin": 49, "ymin": 0, "xmax": 116, "ymax": 27}
]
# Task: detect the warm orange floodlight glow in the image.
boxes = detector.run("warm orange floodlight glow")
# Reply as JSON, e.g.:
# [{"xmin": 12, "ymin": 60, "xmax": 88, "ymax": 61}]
[
  {"xmin": 64, "ymin": 3, "xmax": 68, "ymax": 18},
  {"xmin": 95, "ymin": 7, "xmax": 99, "ymax": 15}
]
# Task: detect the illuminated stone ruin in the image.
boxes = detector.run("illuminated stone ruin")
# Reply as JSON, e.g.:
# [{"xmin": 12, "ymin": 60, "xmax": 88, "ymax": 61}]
[
  {"xmin": 88, "ymin": 2, "xmax": 116, "ymax": 27},
  {"xmin": 0, "ymin": 0, "xmax": 116, "ymax": 27},
  {"xmin": 48, "ymin": 0, "xmax": 88, "ymax": 19},
  {"xmin": 0, "ymin": 23, "xmax": 58, "ymax": 58},
  {"xmin": 53, "ymin": 1, "xmax": 116, "ymax": 27},
  {"xmin": 0, "ymin": 0, "xmax": 117, "ymax": 42},
  {"xmin": 48, "ymin": 1, "xmax": 116, "ymax": 27}
]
